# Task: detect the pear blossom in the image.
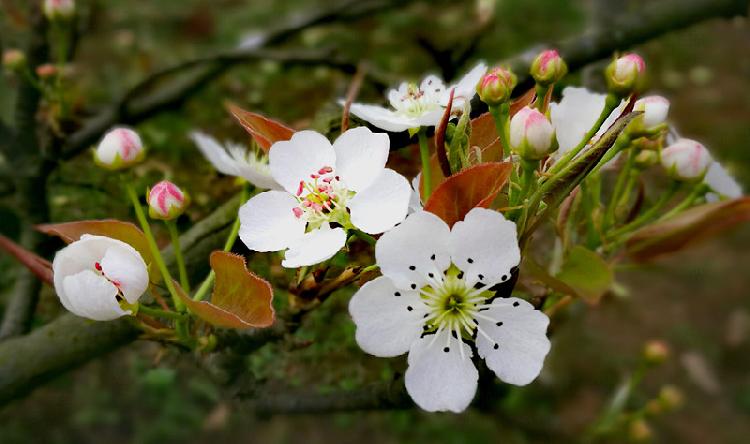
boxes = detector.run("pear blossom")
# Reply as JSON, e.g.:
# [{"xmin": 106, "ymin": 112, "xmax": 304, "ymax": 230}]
[
  {"xmin": 53, "ymin": 235, "xmax": 148, "ymax": 321},
  {"xmin": 43, "ymin": 0, "xmax": 75, "ymax": 20},
  {"xmin": 239, "ymin": 127, "xmax": 411, "ymax": 268},
  {"xmin": 349, "ymin": 209, "xmax": 551, "ymax": 412},
  {"xmin": 661, "ymin": 138, "xmax": 712, "ymax": 181},
  {"xmin": 148, "ymin": 180, "xmax": 189, "ymax": 220},
  {"xmin": 634, "ymin": 95, "xmax": 670, "ymax": 129},
  {"xmin": 347, "ymin": 63, "xmax": 487, "ymax": 132},
  {"xmin": 93, "ymin": 127, "xmax": 145, "ymax": 170},
  {"xmin": 476, "ymin": 66, "xmax": 516, "ymax": 106},
  {"xmin": 704, "ymin": 162, "xmax": 742, "ymax": 202},
  {"xmin": 605, "ymin": 53, "xmax": 646, "ymax": 96},
  {"xmin": 190, "ymin": 131, "xmax": 280, "ymax": 190},
  {"xmin": 510, "ymin": 106, "xmax": 557, "ymax": 160},
  {"xmin": 2, "ymin": 49, "xmax": 25, "ymax": 70},
  {"xmin": 530, "ymin": 49, "xmax": 567, "ymax": 86}
]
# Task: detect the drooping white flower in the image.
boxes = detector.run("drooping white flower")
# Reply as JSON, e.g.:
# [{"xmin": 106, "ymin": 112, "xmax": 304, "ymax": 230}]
[
  {"xmin": 347, "ymin": 63, "xmax": 487, "ymax": 132},
  {"xmin": 704, "ymin": 162, "xmax": 743, "ymax": 202},
  {"xmin": 239, "ymin": 127, "xmax": 412, "ymax": 268},
  {"xmin": 349, "ymin": 209, "xmax": 551, "ymax": 413},
  {"xmin": 190, "ymin": 131, "xmax": 280, "ymax": 190},
  {"xmin": 94, "ymin": 127, "xmax": 145, "ymax": 170},
  {"xmin": 52, "ymin": 235, "xmax": 148, "ymax": 321},
  {"xmin": 661, "ymin": 138, "xmax": 712, "ymax": 181}
]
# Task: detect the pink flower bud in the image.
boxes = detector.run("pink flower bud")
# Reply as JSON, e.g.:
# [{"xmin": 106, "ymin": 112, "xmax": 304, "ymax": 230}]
[
  {"xmin": 2, "ymin": 49, "xmax": 26, "ymax": 71},
  {"xmin": 660, "ymin": 138, "xmax": 712, "ymax": 181},
  {"xmin": 93, "ymin": 127, "xmax": 145, "ymax": 170},
  {"xmin": 530, "ymin": 49, "xmax": 568, "ymax": 86},
  {"xmin": 35, "ymin": 63, "xmax": 58, "ymax": 79},
  {"xmin": 509, "ymin": 106, "xmax": 557, "ymax": 160},
  {"xmin": 148, "ymin": 180, "xmax": 189, "ymax": 220},
  {"xmin": 634, "ymin": 95, "xmax": 669, "ymax": 128},
  {"xmin": 643, "ymin": 339, "xmax": 670, "ymax": 365},
  {"xmin": 605, "ymin": 53, "xmax": 646, "ymax": 97},
  {"xmin": 476, "ymin": 67, "xmax": 516, "ymax": 106},
  {"xmin": 43, "ymin": 0, "xmax": 75, "ymax": 21}
]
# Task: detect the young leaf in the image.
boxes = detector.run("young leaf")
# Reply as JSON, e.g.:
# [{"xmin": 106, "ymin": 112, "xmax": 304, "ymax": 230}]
[
  {"xmin": 434, "ymin": 88, "xmax": 454, "ymax": 177},
  {"xmin": 178, "ymin": 251, "xmax": 275, "ymax": 329},
  {"xmin": 36, "ymin": 220, "xmax": 157, "ymax": 280},
  {"xmin": 423, "ymin": 162, "xmax": 512, "ymax": 227},
  {"xmin": 556, "ymin": 246, "xmax": 613, "ymax": 304},
  {"xmin": 225, "ymin": 101, "xmax": 295, "ymax": 152},
  {"xmin": 626, "ymin": 197, "xmax": 750, "ymax": 262},
  {"xmin": 0, "ymin": 234, "xmax": 53, "ymax": 284}
]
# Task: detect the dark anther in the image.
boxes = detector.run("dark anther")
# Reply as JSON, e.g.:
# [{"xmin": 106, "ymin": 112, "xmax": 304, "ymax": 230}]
[
  {"xmin": 513, "ymin": 301, "xmax": 520, "ymax": 307},
  {"xmin": 493, "ymin": 343, "xmax": 499, "ymax": 350},
  {"xmin": 394, "ymin": 292, "xmax": 401, "ymax": 297},
  {"xmin": 430, "ymin": 254, "xmax": 436, "ymax": 260},
  {"xmin": 451, "ymin": 331, "xmax": 458, "ymax": 339},
  {"xmin": 428, "ymin": 272, "xmax": 434, "ymax": 278},
  {"xmin": 443, "ymin": 347, "xmax": 450, "ymax": 353},
  {"xmin": 411, "ymin": 283, "xmax": 417, "ymax": 290},
  {"xmin": 501, "ymin": 274, "xmax": 508, "ymax": 281},
  {"xmin": 496, "ymin": 321, "xmax": 503, "ymax": 326},
  {"xmin": 467, "ymin": 258, "xmax": 474, "ymax": 264},
  {"xmin": 457, "ymin": 271, "xmax": 464, "ymax": 279},
  {"xmin": 474, "ymin": 282, "xmax": 486, "ymax": 290},
  {"xmin": 409, "ymin": 265, "xmax": 416, "ymax": 270},
  {"xmin": 407, "ymin": 306, "xmax": 413, "ymax": 311},
  {"xmin": 478, "ymin": 274, "xmax": 484, "ymax": 280}
]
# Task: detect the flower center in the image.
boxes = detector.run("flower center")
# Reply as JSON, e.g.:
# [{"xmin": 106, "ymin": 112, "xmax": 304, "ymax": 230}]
[
  {"xmin": 291, "ymin": 165, "xmax": 352, "ymax": 229},
  {"xmin": 93, "ymin": 261, "xmax": 125, "ymax": 302},
  {"xmin": 419, "ymin": 267, "xmax": 490, "ymax": 340},
  {"xmin": 391, "ymin": 82, "xmax": 443, "ymax": 118}
]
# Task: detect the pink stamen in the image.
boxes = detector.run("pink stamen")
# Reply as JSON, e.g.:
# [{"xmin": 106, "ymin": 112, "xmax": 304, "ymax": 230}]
[
  {"xmin": 292, "ymin": 207, "xmax": 304, "ymax": 218},
  {"xmin": 318, "ymin": 185, "xmax": 330, "ymax": 193},
  {"xmin": 310, "ymin": 174, "xmax": 319, "ymax": 179},
  {"xmin": 312, "ymin": 203, "xmax": 323, "ymax": 212},
  {"xmin": 296, "ymin": 181, "xmax": 305, "ymax": 196},
  {"xmin": 94, "ymin": 262, "xmax": 102, "ymax": 271},
  {"xmin": 302, "ymin": 200, "xmax": 312, "ymax": 207},
  {"xmin": 322, "ymin": 177, "xmax": 333, "ymax": 183},
  {"xmin": 318, "ymin": 166, "xmax": 333, "ymax": 174}
]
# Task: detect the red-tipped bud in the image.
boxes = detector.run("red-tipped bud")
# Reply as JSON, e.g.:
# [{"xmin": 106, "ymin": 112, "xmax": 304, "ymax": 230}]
[
  {"xmin": 530, "ymin": 49, "xmax": 568, "ymax": 86},
  {"xmin": 2, "ymin": 49, "xmax": 26, "ymax": 71},
  {"xmin": 643, "ymin": 339, "xmax": 670, "ymax": 365},
  {"xmin": 148, "ymin": 180, "xmax": 189, "ymax": 220},
  {"xmin": 35, "ymin": 63, "xmax": 58, "ymax": 79},
  {"xmin": 93, "ymin": 127, "xmax": 146, "ymax": 170},
  {"xmin": 605, "ymin": 53, "xmax": 646, "ymax": 97},
  {"xmin": 657, "ymin": 385, "xmax": 684, "ymax": 411},
  {"xmin": 661, "ymin": 138, "xmax": 712, "ymax": 181},
  {"xmin": 628, "ymin": 419, "xmax": 653, "ymax": 442},
  {"xmin": 43, "ymin": 0, "xmax": 75, "ymax": 21},
  {"xmin": 476, "ymin": 67, "xmax": 516, "ymax": 106},
  {"xmin": 509, "ymin": 106, "xmax": 557, "ymax": 160}
]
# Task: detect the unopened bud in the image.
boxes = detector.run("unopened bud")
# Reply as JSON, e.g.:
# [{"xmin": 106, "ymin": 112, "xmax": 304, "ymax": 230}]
[
  {"xmin": 629, "ymin": 419, "xmax": 653, "ymax": 442},
  {"xmin": 35, "ymin": 63, "xmax": 58, "ymax": 79},
  {"xmin": 148, "ymin": 180, "xmax": 189, "ymax": 220},
  {"xmin": 530, "ymin": 49, "xmax": 568, "ymax": 86},
  {"xmin": 657, "ymin": 385, "xmax": 684, "ymax": 411},
  {"xmin": 634, "ymin": 95, "xmax": 670, "ymax": 128},
  {"xmin": 643, "ymin": 339, "xmax": 670, "ymax": 365},
  {"xmin": 93, "ymin": 127, "xmax": 145, "ymax": 170},
  {"xmin": 476, "ymin": 67, "xmax": 516, "ymax": 106},
  {"xmin": 43, "ymin": 0, "xmax": 75, "ymax": 21},
  {"xmin": 634, "ymin": 149, "xmax": 659, "ymax": 169},
  {"xmin": 661, "ymin": 138, "xmax": 712, "ymax": 181},
  {"xmin": 605, "ymin": 53, "xmax": 646, "ymax": 97},
  {"xmin": 509, "ymin": 106, "xmax": 557, "ymax": 160},
  {"xmin": 3, "ymin": 49, "xmax": 26, "ymax": 71}
]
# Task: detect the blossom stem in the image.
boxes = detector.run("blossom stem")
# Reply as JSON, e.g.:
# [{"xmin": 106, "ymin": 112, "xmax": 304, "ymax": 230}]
[
  {"xmin": 607, "ymin": 181, "xmax": 682, "ymax": 240},
  {"xmin": 548, "ymin": 93, "xmax": 620, "ymax": 176},
  {"xmin": 417, "ymin": 129, "xmax": 433, "ymax": 199},
  {"xmin": 166, "ymin": 220, "xmax": 189, "ymax": 293},
  {"xmin": 658, "ymin": 183, "xmax": 708, "ymax": 221},
  {"xmin": 138, "ymin": 304, "xmax": 187, "ymax": 322},
  {"xmin": 604, "ymin": 141, "xmax": 636, "ymax": 228},
  {"xmin": 489, "ymin": 103, "xmax": 510, "ymax": 160},
  {"xmin": 124, "ymin": 181, "xmax": 185, "ymax": 312},
  {"xmin": 192, "ymin": 183, "xmax": 250, "ymax": 302}
]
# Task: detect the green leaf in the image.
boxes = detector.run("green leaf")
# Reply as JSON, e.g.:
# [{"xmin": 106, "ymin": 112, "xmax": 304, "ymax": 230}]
[{"xmin": 556, "ymin": 246, "xmax": 613, "ymax": 304}]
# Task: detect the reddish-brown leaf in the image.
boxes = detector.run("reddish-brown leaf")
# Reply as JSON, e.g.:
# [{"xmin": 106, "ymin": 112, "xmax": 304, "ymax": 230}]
[
  {"xmin": 0, "ymin": 234, "xmax": 53, "ymax": 284},
  {"xmin": 36, "ymin": 220, "xmax": 157, "ymax": 280},
  {"xmin": 225, "ymin": 101, "xmax": 295, "ymax": 152},
  {"xmin": 434, "ymin": 88, "xmax": 454, "ymax": 178},
  {"xmin": 423, "ymin": 162, "xmax": 512, "ymax": 227},
  {"xmin": 178, "ymin": 251, "xmax": 275, "ymax": 329},
  {"xmin": 626, "ymin": 197, "xmax": 750, "ymax": 262}
]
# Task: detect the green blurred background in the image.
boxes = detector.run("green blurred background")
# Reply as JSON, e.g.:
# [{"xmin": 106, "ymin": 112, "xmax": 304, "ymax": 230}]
[{"xmin": 0, "ymin": 0, "xmax": 748, "ymax": 442}]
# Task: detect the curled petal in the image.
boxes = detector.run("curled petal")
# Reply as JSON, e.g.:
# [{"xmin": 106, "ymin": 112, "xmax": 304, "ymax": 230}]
[
  {"xmin": 61, "ymin": 270, "xmax": 130, "ymax": 321},
  {"xmin": 346, "ymin": 103, "xmax": 421, "ymax": 133},
  {"xmin": 99, "ymin": 245, "xmax": 148, "ymax": 304}
]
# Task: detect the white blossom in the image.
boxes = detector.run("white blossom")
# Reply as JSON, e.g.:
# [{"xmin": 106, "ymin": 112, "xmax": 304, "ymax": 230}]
[
  {"xmin": 52, "ymin": 235, "xmax": 148, "ymax": 321},
  {"xmin": 510, "ymin": 106, "xmax": 556, "ymax": 160},
  {"xmin": 661, "ymin": 138, "xmax": 712, "ymax": 181},
  {"xmin": 705, "ymin": 162, "xmax": 743, "ymax": 202},
  {"xmin": 94, "ymin": 127, "xmax": 145, "ymax": 170},
  {"xmin": 349, "ymin": 209, "xmax": 551, "ymax": 412},
  {"xmin": 347, "ymin": 63, "xmax": 487, "ymax": 132},
  {"xmin": 239, "ymin": 127, "xmax": 412, "ymax": 268}
]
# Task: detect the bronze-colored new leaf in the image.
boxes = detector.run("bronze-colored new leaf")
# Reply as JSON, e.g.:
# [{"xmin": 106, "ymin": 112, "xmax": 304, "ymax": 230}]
[
  {"xmin": 0, "ymin": 234, "xmax": 53, "ymax": 285},
  {"xmin": 626, "ymin": 197, "xmax": 750, "ymax": 262},
  {"xmin": 225, "ymin": 101, "xmax": 295, "ymax": 152},
  {"xmin": 179, "ymin": 251, "xmax": 275, "ymax": 329},
  {"xmin": 423, "ymin": 162, "xmax": 512, "ymax": 227}
]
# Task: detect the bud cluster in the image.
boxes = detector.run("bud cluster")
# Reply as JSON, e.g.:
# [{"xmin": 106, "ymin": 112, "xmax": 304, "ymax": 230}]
[{"xmin": 476, "ymin": 67, "xmax": 516, "ymax": 106}]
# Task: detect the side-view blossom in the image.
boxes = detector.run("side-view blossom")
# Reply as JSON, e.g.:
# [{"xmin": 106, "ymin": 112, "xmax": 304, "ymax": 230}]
[
  {"xmin": 239, "ymin": 127, "xmax": 411, "ymax": 268},
  {"xmin": 93, "ymin": 127, "xmax": 145, "ymax": 170},
  {"xmin": 148, "ymin": 180, "xmax": 189, "ymax": 220},
  {"xmin": 347, "ymin": 63, "xmax": 487, "ymax": 132},
  {"xmin": 53, "ymin": 235, "xmax": 148, "ymax": 321},
  {"xmin": 661, "ymin": 138, "xmax": 712, "ymax": 181},
  {"xmin": 190, "ymin": 131, "xmax": 280, "ymax": 190},
  {"xmin": 704, "ymin": 162, "xmax": 743, "ymax": 202},
  {"xmin": 634, "ymin": 95, "xmax": 670, "ymax": 129},
  {"xmin": 510, "ymin": 106, "xmax": 557, "ymax": 160},
  {"xmin": 349, "ymin": 209, "xmax": 551, "ymax": 412}
]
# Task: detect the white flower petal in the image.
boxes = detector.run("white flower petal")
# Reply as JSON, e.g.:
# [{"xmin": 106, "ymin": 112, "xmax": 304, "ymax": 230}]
[
  {"xmin": 225, "ymin": 142, "xmax": 280, "ymax": 190},
  {"xmin": 62, "ymin": 270, "xmax": 130, "ymax": 321},
  {"xmin": 375, "ymin": 211, "xmax": 452, "ymax": 290},
  {"xmin": 419, "ymin": 75, "xmax": 446, "ymax": 95},
  {"xmin": 636, "ymin": 95, "xmax": 670, "ymax": 128},
  {"xmin": 348, "ymin": 276, "xmax": 426, "ymax": 357},
  {"xmin": 281, "ymin": 226, "xmax": 346, "ymax": 268},
  {"xmin": 449, "ymin": 208, "xmax": 520, "ymax": 288},
  {"xmin": 191, "ymin": 131, "xmax": 241, "ymax": 177},
  {"xmin": 333, "ymin": 127, "xmax": 390, "ymax": 192},
  {"xmin": 348, "ymin": 168, "xmax": 411, "ymax": 234},
  {"xmin": 414, "ymin": 109, "xmax": 445, "ymax": 128},
  {"xmin": 444, "ymin": 62, "xmax": 487, "ymax": 107},
  {"xmin": 269, "ymin": 130, "xmax": 336, "ymax": 194},
  {"xmin": 347, "ymin": 103, "xmax": 419, "ymax": 132},
  {"xmin": 405, "ymin": 328, "xmax": 479, "ymax": 413},
  {"xmin": 550, "ymin": 87, "xmax": 607, "ymax": 155},
  {"xmin": 99, "ymin": 244, "xmax": 148, "ymax": 304},
  {"xmin": 476, "ymin": 297, "xmax": 551, "ymax": 386},
  {"xmin": 705, "ymin": 162, "xmax": 743, "ymax": 202},
  {"xmin": 408, "ymin": 173, "xmax": 423, "ymax": 213},
  {"xmin": 239, "ymin": 191, "xmax": 306, "ymax": 252}
]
